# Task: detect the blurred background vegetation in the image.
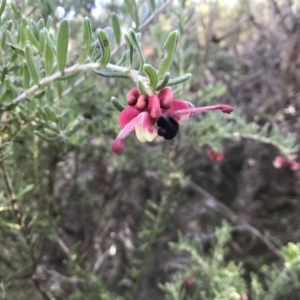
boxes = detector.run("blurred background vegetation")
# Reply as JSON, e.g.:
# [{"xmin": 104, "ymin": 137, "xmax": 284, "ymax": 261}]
[{"xmin": 1, "ymin": 0, "xmax": 300, "ymax": 299}]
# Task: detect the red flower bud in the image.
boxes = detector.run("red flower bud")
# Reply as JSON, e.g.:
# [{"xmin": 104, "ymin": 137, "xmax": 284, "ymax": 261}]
[
  {"xmin": 135, "ymin": 94, "xmax": 148, "ymax": 111},
  {"xmin": 126, "ymin": 88, "xmax": 140, "ymax": 106},
  {"xmin": 158, "ymin": 87, "xmax": 173, "ymax": 109}
]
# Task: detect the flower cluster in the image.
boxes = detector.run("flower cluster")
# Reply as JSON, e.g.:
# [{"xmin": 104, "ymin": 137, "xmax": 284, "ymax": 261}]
[
  {"xmin": 273, "ymin": 155, "xmax": 299, "ymax": 171},
  {"xmin": 111, "ymin": 87, "xmax": 234, "ymax": 153}
]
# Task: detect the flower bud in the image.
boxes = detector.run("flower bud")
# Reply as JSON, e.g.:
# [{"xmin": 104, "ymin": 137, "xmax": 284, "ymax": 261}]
[
  {"xmin": 147, "ymin": 94, "xmax": 162, "ymax": 119},
  {"xmin": 135, "ymin": 94, "xmax": 148, "ymax": 111},
  {"xmin": 158, "ymin": 87, "xmax": 173, "ymax": 109},
  {"xmin": 126, "ymin": 88, "xmax": 140, "ymax": 106}
]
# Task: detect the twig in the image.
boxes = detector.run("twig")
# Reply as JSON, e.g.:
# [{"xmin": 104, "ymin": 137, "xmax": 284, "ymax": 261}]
[{"xmin": 187, "ymin": 180, "xmax": 283, "ymax": 260}]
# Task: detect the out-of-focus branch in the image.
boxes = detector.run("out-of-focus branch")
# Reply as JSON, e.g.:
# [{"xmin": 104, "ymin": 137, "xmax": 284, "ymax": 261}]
[{"xmin": 187, "ymin": 180, "xmax": 284, "ymax": 261}]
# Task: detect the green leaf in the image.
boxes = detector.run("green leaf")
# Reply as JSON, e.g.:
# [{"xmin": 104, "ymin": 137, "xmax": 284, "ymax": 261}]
[
  {"xmin": 25, "ymin": 25, "xmax": 40, "ymax": 51},
  {"xmin": 0, "ymin": 142, "xmax": 9, "ymax": 150},
  {"xmin": 129, "ymin": 29, "xmax": 144, "ymax": 71},
  {"xmin": 19, "ymin": 18, "xmax": 28, "ymax": 47},
  {"xmin": 37, "ymin": 19, "xmax": 45, "ymax": 31},
  {"xmin": 11, "ymin": 3, "xmax": 21, "ymax": 19},
  {"xmin": 149, "ymin": 0, "xmax": 155, "ymax": 11},
  {"xmin": 140, "ymin": 2, "xmax": 150, "ymax": 23},
  {"xmin": 167, "ymin": 73, "xmax": 191, "ymax": 86},
  {"xmin": 97, "ymin": 29, "xmax": 111, "ymax": 68},
  {"xmin": 55, "ymin": 81, "xmax": 63, "ymax": 98},
  {"xmin": 4, "ymin": 76, "xmax": 17, "ymax": 97},
  {"xmin": 42, "ymin": 28, "xmax": 56, "ymax": 54},
  {"xmin": 157, "ymin": 31, "xmax": 179, "ymax": 77},
  {"xmin": 25, "ymin": 44, "xmax": 39, "ymax": 85},
  {"xmin": 7, "ymin": 43, "xmax": 24, "ymax": 56},
  {"xmin": 0, "ymin": 220, "xmax": 20, "ymax": 230},
  {"xmin": 0, "ymin": 150, "xmax": 13, "ymax": 163},
  {"xmin": 44, "ymin": 41, "xmax": 54, "ymax": 76},
  {"xmin": 111, "ymin": 13, "xmax": 121, "ymax": 45},
  {"xmin": 17, "ymin": 184, "xmax": 34, "ymax": 199},
  {"xmin": 29, "ymin": 20, "xmax": 40, "ymax": 40},
  {"xmin": 34, "ymin": 130, "xmax": 57, "ymax": 141},
  {"xmin": 111, "ymin": 96, "xmax": 125, "ymax": 111},
  {"xmin": 46, "ymin": 15, "xmax": 52, "ymax": 29},
  {"xmin": 39, "ymin": 30, "xmax": 45, "ymax": 53},
  {"xmin": 124, "ymin": 33, "xmax": 134, "ymax": 68},
  {"xmin": 0, "ymin": 0, "xmax": 6, "ymax": 19},
  {"xmin": 124, "ymin": 0, "xmax": 139, "ymax": 28},
  {"xmin": 57, "ymin": 72, "xmax": 79, "ymax": 81},
  {"xmin": 23, "ymin": 62, "xmax": 30, "ymax": 90},
  {"xmin": 144, "ymin": 64, "xmax": 158, "ymax": 90},
  {"xmin": 56, "ymin": 19, "xmax": 70, "ymax": 73},
  {"xmin": 137, "ymin": 80, "xmax": 148, "ymax": 95},
  {"xmin": 0, "ymin": 31, "xmax": 6, "ymax": 50},
  {"xmin": 104, "ymin": 27, "xmax": 114, "ymax": 48},
  {"xmin": 155, "ymin": 72, "xmax": 170, "ymax": 90},
  {"xmin": 78, "ymin": 17, "xmax": 91, "ymax": 64},
  {"xmin": 93, "ymin": 69, "xmax": 130, "ymax": 79}
]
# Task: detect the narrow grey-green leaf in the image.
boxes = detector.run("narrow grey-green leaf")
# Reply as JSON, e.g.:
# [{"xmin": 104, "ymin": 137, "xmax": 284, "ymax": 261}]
[
  {"xmin": 25, "ymin": 44, "xmax": 39, "ymax": 85},
  {"xmin": 56, "ymin": 19, "xmax": 70, "ymax": 73},
  {"xmin": 149, "ymin": 0, "xmax": 155, "ymax": 11},
  {"xmin": 4, "ymin": 76, "xmax": 17, "ymax": 97},
  {"xmin": 39, "ymin": 30, "xmax": 45, "ymax": 53},
  {"xmin": 42, "ymin": 28, "xmax": 56, "ymax": 54},
  {"xmin": 97, "ymin": 29, "xmax": 111, "ymax": 68},
  {"xmin": 137, "ymin": 80, "xmax": 148, "ymax": 95},
  {"xmin": 25, "ymin": 25, "xmax": 40, "ymax": 51},
  {"xmin": 44, "ymin": 41, "xmax": 54, "ymax": 76},
  {"xmin": 0, "ymin": 0, "xmax": 6, "ymax": 19},
  {"xmin": 29, "ymin": 20, "xmax": 40, "ymax": 40},
  {"xmin": 111, "ymin": 96, "xmax": 125, "ymax": 111},
  {"xmin": 34, "ymin": 130, "xmax": 57, "ymax": 141},
  {"xmin": 124, "ymin": 33, "xmax": 133, "ymax": 68},
  {"xmin": 93, "ymin": 69, "xmax": 130, "ymax": 79},
  {"xmin": 57, "ymin": 72, "xmax": 79, "ymax": 81},
  {"xmin": 104, "ymin": 27, "xmax": 114, "ymax": 48},
  {"xmin": 46, "ymin": 15, "xmax": 52, "ymax": 29},
  {"xmin": 124, "ymin": 0, "xmax": 136, "ymax": 24},
  {"xmin": 55, "ymin": 81, "xmax": 63, "ymax": 98},
  {"xmin": 19, "ymin": 18, "xmax": 28, "ymax": 47},
  {"xmin": 144, "ymin": 64, "xmax": 158, "ymax": 90},
  {"xmin": 140, "ymin": 2, "xmax": 150, "ymax": 23},
  {"xmin": 0, "ymin": 151, "xmax": 13, "ymax": 163},
  {"xmin": 167, "ymin": 73, "xmax": 191, "ymax": 86},
  {"xmin": 11, "ymin": 3, "xmax": 21, "ymax": 19},
  {"xmin": 23, "ymin": 62, "xmax": 30, "ymax": 90},
  {"xmin": 7, "ymin": 43, "xmax": 25, "ymax": 56},
  {"xmin": 155, "ymin": 72, "xmax": 170, "ymax": 90},
  {"xmin": 37, "ymin": 19, "xmax": 45, "ymax": 31},
  {"xmin": 157, "ymin": 31, "xmax": 179, "ymax": 77},
  {"xmin": 78, "ymin": 18, "xmax": 91, "ymax": 64},
  {"xmin": 1, "ymin": 31, "xmax": 6, "ymax": 50},
  {"xmin": 111, "ymin": 13, "xmax": 121, "ymax": 45},
  {"xmin": 129, "ymin": 29, "xmax": 144, "ymax": 71}
]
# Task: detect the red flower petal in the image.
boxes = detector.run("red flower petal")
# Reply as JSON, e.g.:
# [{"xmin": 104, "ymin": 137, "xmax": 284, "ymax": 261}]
[{"xmin": 119, "ymin": 107, "xmax": 141, "ymax": 128}]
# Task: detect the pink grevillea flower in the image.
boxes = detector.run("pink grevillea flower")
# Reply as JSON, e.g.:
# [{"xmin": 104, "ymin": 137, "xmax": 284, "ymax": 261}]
[
  {"xmin": 111, "ymin": 87, "xmax": 234, "ymax": 153},
  {"xmin": 207, "ymin": 149, "xmax": 224, "ymax": 162},
  {"xmin": 273, "ymin": 155, "xmax": 299, "ymax": 171}
]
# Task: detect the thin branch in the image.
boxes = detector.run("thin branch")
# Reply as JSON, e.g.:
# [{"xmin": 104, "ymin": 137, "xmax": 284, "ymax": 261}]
[{"xmin": 187, "ymin": 180, "xmax": 283, "ymax": 261}]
